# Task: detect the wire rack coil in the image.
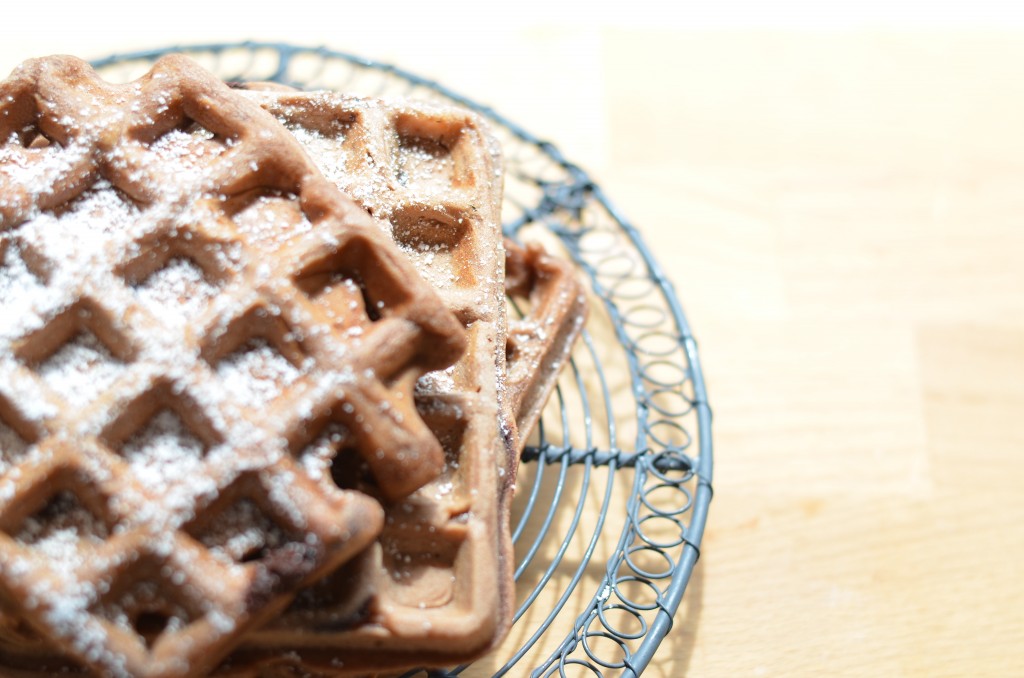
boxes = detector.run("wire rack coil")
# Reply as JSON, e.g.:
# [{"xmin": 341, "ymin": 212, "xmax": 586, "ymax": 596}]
[{"xmin": 91, "ymin": 42, "xmax": 714, "ymax": 678}]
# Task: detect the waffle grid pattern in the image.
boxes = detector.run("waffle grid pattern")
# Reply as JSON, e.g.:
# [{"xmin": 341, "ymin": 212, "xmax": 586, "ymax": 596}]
[{"xmin": 0, "ymin": 55, "xmax": 466, "ymax": 678}]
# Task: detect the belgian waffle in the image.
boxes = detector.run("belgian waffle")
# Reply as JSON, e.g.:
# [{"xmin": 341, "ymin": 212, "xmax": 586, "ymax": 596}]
[
  {"xmin": 221, "ymin": 90, "xmax": 514, "ymax": 675},
  {"xmin": 0, "ymin": 56, "xmax": 465, "ymax": 678}
]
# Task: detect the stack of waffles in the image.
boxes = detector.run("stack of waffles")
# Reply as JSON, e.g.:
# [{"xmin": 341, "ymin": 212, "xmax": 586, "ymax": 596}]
[{"xmin": 0, "ymin": 54, "xmax": 585, "ymax": 678}]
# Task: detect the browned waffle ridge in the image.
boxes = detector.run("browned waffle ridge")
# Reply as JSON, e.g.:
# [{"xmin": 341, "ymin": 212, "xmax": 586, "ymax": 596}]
[
  {"xmin": 0, "ymin": 56, "xmax": 466, "ymax": 678},
  {"xmin": 503, "ymin": 238, "xmax": 589, "ymax": 456}
]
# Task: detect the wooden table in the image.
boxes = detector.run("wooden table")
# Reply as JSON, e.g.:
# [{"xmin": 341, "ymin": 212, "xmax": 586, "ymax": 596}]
[{"xmin": 1, "ymin": 20, "xmax": 1021, "ymax": 677}]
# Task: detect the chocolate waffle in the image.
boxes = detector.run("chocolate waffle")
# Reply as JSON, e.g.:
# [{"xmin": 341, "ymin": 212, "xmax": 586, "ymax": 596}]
[
  {"xmin": 218, "ymin": 89, "xmax": 514, "ymax": 675},
  {"xmin": 504, "ymin": 238, "xmax": 588, "ymax": 456},
  {"xmin": 0, "ymin": 56, "xmax": 465, "ymax": 678}
]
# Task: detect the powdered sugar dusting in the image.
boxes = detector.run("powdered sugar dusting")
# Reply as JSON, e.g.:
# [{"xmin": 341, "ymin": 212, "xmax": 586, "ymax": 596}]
[
  {"xmin": 0, "ymin": 64, "xmax": 477, "ymax": 674},
  {"xmin": 37, "ymin": 332, "xmax": 126, "ymax": 407},
  {"xmin": 297, "ymin": 422, "xmax": 350, "ymax": 483},
  {"xmin": 287, "ymin": 127, "xmax": 352, "ymax": 183},
  {"xmin": 395, "ymin": 236, "xmax": 458, "ymax": 290},
  {"xmin": 394, "ymin": 134, "xmax": 454, "ymax": 193},
  {"xmin": 16, "ymin": 491, "xmax": 109, "ymax": 575},
  {"xmin": 0, "ymin": 134, "xmax": 91, "ymax": 218},
  {"xmin": 285, "ymin": 123, "xmax": 392, "ymax": 219},
  {"xmin": 96, "ymin": 580, "xmax": 193, "ymax": 651},
  {"xmin": 19, "ymin": 183, "xmax": 138, "ymax": 268},
  {"xmin": 231, "ymin": 193, "xmax": 314, "ymax": 248},
  {"xmin": 134, "ymin": 257, "xmax": 219, "ymax": 330},
  {"xmin": 417, "ymin": 365, "xmax": 457, "ymax": 395},
  {"xmin": 0, "ymin": 238, "xmax": 60, "ymax": 341},
  {"xmin": 120, "ymin": 410, "xmax": 205, "ymax": 495},
  {"xmin": 215, "ymin": 339, "xmax": 302, "ymax": 409},
  {"xmin": 305, "ymin": 276, "xmax": 371, "ymax": 337},
  {"xmin": 146, "ymin": 127, "xmax": 226, "ymax": 188}
]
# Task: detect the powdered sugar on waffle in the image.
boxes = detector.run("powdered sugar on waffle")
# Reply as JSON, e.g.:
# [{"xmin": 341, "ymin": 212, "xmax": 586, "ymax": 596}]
[
  {"xmin": 0, "ymin": 238, "xmax": 60, "ymax": 343},
  {"xmin": 296, "ymin": 422, "xmax": 351, "ymax": 484},
  {"xmin": 133, "ymin": 257, "xmax": 220, "ymax": 331},
  {"xmin": 285, "ymin": 125, "xmax": 374, "ymax": 203},
  {"xmin": 149, "ymin": 127, "xmax": 226, "ymax": 172},
  {"xmin": 0, "ymin": 85, "xmax": 331, "ymax": 676},
  {"xmin": 15, "ymin": 491, "xmax": 110, "ymax": 567},
  {"xmin": 121, "ymin": 409, "xmax": 206, "ymax": 497},
  {"xmin": 37, "ymin": 332, "xmax": 127, "ymax": 407},
  {"xmin": 285, "ymin": 121, "xmax": 466, "ymax": 297},
  {"xmin": 0, "ymin": 133, "xmax": 92, "ymax": 220},
  {"xmin": 230, "ymin": 192, "xmax": 315, "ymax": 248},
  {"xmin": 197, "ymin": 498, "xmax": 287, "ymax": 564},
  {"xmin": 223, "ymin": 89, "xmax": 514, "ymax": 671},
  {"xmin": 395, "ymin": 237, "xmax": 459, "ymax": 291},
  {"xmin": 0, "ymin": 58, "xmax": 481, "ymax": 677},
  {"xmin": 19, "ymin": 181, "xmax": 138, "ymax": 271},
  {"xmin": 215, "ymin": 339, "xmax": 302, "ymax": 409}
]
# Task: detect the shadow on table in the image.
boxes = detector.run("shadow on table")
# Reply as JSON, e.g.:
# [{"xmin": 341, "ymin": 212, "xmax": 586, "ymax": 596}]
[{"xmin": 638, "ymin": 561, "xmax": 704, "ymax": 677}]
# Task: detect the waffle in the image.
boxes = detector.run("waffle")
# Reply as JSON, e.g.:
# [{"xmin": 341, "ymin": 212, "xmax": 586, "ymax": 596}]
[
  {"xmin": 0, "ymin": 56, "xmax": 466, "ymax": 678},
  {"xmin": 504, "ymin": 238, "xmax": 588, "ymax": 457},
  {"xmin": 213, "ymin": 89, "xmax": 514, "ymax": 675}
]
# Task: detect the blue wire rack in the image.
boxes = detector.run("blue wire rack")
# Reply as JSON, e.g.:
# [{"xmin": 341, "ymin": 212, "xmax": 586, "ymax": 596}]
[{"xmin": 92, "ymin": 42, "xmax": 714, "ymax": 677}]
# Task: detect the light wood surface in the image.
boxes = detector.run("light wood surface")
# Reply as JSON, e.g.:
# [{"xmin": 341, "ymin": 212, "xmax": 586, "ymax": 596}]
[
  {"xmin": 1, "ymin": 16, "xmax": 1022, "ymax": 677},
  {"xmin": 607, "ymin": 30, "xmax": 1024, "ymax": 677}
]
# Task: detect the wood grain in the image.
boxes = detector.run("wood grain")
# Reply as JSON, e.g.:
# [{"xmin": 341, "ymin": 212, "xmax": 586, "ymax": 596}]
[{"xmin": 598, "ymin": 30, "xmax": 1024, "ymax": 677}]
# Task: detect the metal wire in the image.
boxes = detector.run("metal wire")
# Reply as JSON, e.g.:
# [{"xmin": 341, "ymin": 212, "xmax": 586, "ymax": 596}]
[{"xmin": 91, "ymin": 42, "xmax": 714, "ymax": 677}]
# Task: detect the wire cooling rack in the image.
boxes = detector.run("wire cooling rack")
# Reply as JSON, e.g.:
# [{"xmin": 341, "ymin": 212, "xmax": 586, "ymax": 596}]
[{"xmin": 92, "ymin": 42, "xmax": 713, "ymax": 677}]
